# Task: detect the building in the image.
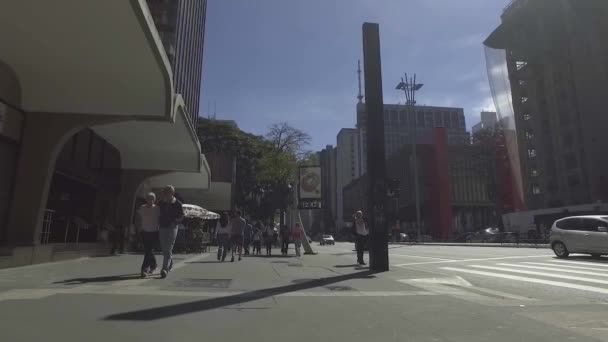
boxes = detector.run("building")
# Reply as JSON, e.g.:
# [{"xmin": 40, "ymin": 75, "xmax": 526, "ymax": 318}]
[
  {"xmin": 0, "ymin": 2, "xmax": 209, "ymax": 267},
  {"xmin": 344, "ymin": 128, "xmax": 498, "ymax": 240},
  {"xmin": 472, "ymin": 111, "xmax": 498, "ymax": 134},
  {"xmin": 357, "ymin": 102, "xmax": 470, "ymax": 174},
  {"xmin": 485, "ymin": 0, "xmax": 608, "ymax": 210},
  {"xmin": 147, "ymin": 0, "xmax": 207, "ymax": 126},
  {"xmin": 318, "ymin": 145, "xmax": 337, "ymax": 234},
  {"xmin": 336, "ymin": 128, "xmax": 361, "ymax": 229}
]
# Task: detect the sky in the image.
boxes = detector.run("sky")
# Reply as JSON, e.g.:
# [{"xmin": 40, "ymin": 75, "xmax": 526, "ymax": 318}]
[{"xmin": 200, "ymin": 0, "xmax": 507, "ymax": 151}]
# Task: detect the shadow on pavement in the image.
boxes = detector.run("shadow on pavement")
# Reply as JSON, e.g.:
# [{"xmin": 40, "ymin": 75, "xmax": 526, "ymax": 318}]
[
  {"xmin": 185, "ymin": 261, "xmax": 223, "ymax": 264},
  {"xmin": 104, "ymin": 270, "xmax": 376, "ymax": 321},
  {"xmin": 54, "ymin": 274, "xmax": 142, "ymax": 285},
  {"xmin": 334, "ymin": 264, "xmax": 361, "ymax": 268},
  {"xmin": 555, "ymin": 256, "xmax": 608, "ymax": 263}
]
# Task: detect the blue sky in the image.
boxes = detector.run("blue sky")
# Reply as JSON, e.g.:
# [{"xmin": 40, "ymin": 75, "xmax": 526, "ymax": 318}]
[{"xmin": 200, "ymin": 0, "xmax": 506, "ymax": 151}]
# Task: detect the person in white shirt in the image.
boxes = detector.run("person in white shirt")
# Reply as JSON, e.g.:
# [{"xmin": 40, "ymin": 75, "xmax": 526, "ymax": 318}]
[
  {"xmin": 136, "ymin": 192, "xmax": 160, "ymax": 277},
  {"xmin": 353, "ymin": 210, "xmax": 369, "ymax": 265},
  {"xmin": 215, "ymin": 212, "xmax": 231, "ymax": 262}
]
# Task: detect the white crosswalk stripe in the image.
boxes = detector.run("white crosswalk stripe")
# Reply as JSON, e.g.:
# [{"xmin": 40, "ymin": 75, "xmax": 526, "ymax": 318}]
[{"xmin": 439, "ymin": 259, "xmax": 608, "ymax": 296}]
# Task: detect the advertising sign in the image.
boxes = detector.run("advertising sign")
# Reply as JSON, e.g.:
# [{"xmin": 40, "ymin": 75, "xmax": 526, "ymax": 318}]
[{"xmin": 298, "ymin": 166, "xmax": 322, "ymax": 209}]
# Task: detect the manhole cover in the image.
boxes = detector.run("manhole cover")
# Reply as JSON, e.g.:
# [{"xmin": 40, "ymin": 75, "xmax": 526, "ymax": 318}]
[
  {"xmin": 325, "ymin": 285, "xmax": 354, "ymax": 291},
  {"xmin": 172, "ymin": 279, "xmax": 232, "ymax": 289}
]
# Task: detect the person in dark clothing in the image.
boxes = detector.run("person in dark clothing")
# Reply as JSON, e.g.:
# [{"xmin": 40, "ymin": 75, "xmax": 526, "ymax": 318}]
[
  {"xmin": 243, "ymin": 222, "xmax": 253, "ymax": 255},
  {"xmin": 158, "ymin": 185, "xmax": 184, "ymax": 278},
  {"xmin": 353, "ymin": 210, "xmax": 369, "ymax": 265},
  {"xmin": 280, "ymin": 225, "xmax": 290, "ymax": 255}
]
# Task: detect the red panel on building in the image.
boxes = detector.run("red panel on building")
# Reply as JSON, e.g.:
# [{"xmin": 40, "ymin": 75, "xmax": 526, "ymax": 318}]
[{"xmin": 430, "ymin": 128, "xmax": 453, "ymax": 240}]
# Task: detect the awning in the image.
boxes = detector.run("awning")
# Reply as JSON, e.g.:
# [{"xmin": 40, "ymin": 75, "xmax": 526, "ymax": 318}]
[
  {"xmin": 91, "ymin": 96, "xmax": 201, "ymax": 172},
  {"xmin": 0, "ymin": 0, "xmax": 172, "ymax": 118}
]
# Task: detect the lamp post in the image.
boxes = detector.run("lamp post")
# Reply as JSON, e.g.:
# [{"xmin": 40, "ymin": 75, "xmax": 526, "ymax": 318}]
[{"xmin": 396, "ymin": 74, "xmax": 423, "ymax": 243}]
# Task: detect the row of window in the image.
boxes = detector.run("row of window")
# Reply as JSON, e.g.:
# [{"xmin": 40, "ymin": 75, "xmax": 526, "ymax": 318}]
[{"xmin": 382, "ymin": 110, "xmax": 464, "ymax": 130}]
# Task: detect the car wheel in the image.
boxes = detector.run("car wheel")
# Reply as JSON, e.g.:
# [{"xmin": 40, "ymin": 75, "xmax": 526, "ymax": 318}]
[
  {"xmin": 552, "ymin": 241, "xmax": 569, "ymax": 258},
  {"xmin": 591, "ymin": 253, "xmax": 602, "ymax": 258}
]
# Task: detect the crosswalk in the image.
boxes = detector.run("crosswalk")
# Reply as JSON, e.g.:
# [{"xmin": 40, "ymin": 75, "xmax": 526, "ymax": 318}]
[{"xmin": 440, "ymin": 259, "xmax": 608, "ymax": 296}]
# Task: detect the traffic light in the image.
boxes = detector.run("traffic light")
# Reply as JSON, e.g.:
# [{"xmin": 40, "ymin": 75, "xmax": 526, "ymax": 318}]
[{"xmin": 387, "ymin": 178, "xmax": 401, "ymax": 199}]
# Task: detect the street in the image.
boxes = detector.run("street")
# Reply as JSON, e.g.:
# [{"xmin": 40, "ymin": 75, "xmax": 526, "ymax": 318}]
[{"xmin": 1, "ymin": 243, "xmax": 608, "ymax": 341}]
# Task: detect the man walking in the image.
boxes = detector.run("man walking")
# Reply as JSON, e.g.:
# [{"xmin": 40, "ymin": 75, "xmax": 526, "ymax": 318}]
[
  {"xmin": 230, "ymin": 210, "xmax": 246, "ymax": 262},
  {"xmin": 280, "ymin": 224, "xmax": 290, "ymax": 256},
  {"xmin": 353, "ymin": 210, "xmax": 369, "ymax": 265},
  {"xmin": 243, "ymin": 221, "xmax": 253, "ymax": 255},
  {"xmin": 158, "ymin": 185, "xmax": 184, "ymax": 278},
  {"xmin": 136, "ymin": 192, "xmax": 160, "ymax": 277}
]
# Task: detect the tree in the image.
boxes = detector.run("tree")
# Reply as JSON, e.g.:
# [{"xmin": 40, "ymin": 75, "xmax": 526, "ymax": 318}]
[{"xmin": 266, "ymin": 122, "xmax": 311, "ymax": 159}]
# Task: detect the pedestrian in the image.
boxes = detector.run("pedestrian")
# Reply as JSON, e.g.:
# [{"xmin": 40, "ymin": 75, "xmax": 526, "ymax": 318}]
[
  {"xmin": 243, "ymin": 221, "xmax": 253, "ymax": 255},
  {"xmin": 158, "ymin": 185, "xmax": 184, "ymax": 278},
  {"xmin": 291, "ymin": 222, "xmax": 305, "ymax": 257},
  {"xmin": 230, "ymin": 210, "xmax": 246, "ymax": 262},
  {"xmin": 280, "ymin": 224, "xmax": 290, "ymax": 255},
  {"xmin": 252, "ymin": 226, "xmax": 262, "ymax": 255},
  {"xmin": 264, "ymin": 224, "xmax": 274, "ymax": 256},
  {"xmin": 215, "ymin": 212, "xmax": 231, "ymax": 262},
  {"xmin": 353, "ymin": 210, "xmax": 369, "ymax": 265},
  {"xmin": 136, "ymin": 192, "xmax": 160, "ymax": 277}
]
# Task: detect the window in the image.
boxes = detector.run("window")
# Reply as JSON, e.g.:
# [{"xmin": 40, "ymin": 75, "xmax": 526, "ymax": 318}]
[
  {"xmin": 582, "ymin": 219, "xmax": 605, "ymax": 232},
  {"xmin": 531, "ymin": 169, "xmax": 539, "ymax": 177},
  {"xmin": 563, "ymin": 134, "xmax": 574, "ymax": 146},
  {"xmin": 532, "ymin": 184, "xmax": 541, "ymax": 195},
  {"xmin": 564, "ymin": 155, "xmax": 577, "ymax": 169},
  {"xmin": 390, "ymin": 111, "xmax": 398, "ymax": 124},
  {"xmin": 525, "ymin": 130, "xmax": 534, "ymax": 140},
  {"xmin": 516, "ymin": 60, "xmax": 527, "ymax": 71},
  {"xmin": 556, "ymin": 218, "xmax": 581, "ymax": 230},
  {"xmin": 523, "ymin": 113, "xmax": 531, "ymax": 121},
  {"xmin": 527, "ymin": 149, "xmax": 537, "ymax": 158},
  {"xmin": 567, "ymin": 175, "xmax": 580, "ymax": 187}
]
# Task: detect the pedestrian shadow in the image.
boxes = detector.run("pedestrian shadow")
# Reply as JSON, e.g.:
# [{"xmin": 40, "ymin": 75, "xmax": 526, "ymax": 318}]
[
  {"xmin": 104, "ymin": 270, "xmax": 377, "ymax": 321},
  {"xmin": 54, "ymin": 274, "xmax": 142, "ymax": 285}
]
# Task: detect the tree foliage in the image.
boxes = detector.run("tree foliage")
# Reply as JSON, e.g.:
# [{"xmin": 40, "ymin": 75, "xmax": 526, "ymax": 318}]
[{"xmin": 197, "ymin": 119, "xmax": 311, "ymax": 222}]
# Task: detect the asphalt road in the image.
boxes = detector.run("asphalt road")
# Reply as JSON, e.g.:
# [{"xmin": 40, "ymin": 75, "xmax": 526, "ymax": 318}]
[{"xmin": 1, "ymin": 243, "xmax": 607, "ymax": 342}]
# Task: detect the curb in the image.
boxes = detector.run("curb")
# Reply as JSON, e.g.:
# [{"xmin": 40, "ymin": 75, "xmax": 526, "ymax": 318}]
[{"xmin": 389, "ymin": 242, "xmax": 550, "ymax": 249}]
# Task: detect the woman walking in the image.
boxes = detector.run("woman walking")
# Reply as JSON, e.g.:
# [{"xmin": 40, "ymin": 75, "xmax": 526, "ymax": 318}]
[
  {"xmin": 215, "ymin": 212, "xmax": 231, "ymax": 262},
  {"xmin": 230, "ymin": 210, "xmax": 246, "ymax": 262},
  {"xmin": 291, "ymin": 222, "xmax": 305, "ymax": 257},
  {"xmin": 136, "ymin": 192, "xmax": 160, "ymax": 277}
]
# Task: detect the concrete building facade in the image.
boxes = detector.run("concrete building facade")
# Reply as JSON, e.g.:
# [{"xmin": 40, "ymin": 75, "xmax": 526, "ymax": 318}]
[
  {"xmin": 485, "ymin": 0, "xmax": 608, "ymax": 209},
  {"xmin": 343, "ymin": 128, "xmax": 498, "ymax": 240},
  {"xmin": 472, "ymin": 111, "xmax": 498, "ymax": 134},
  {"xmin": 0, "ymin": 1, "xmax": 209, "ymax": 267},
  {"xmin": 336, "ymin": 128, "xmax": 361, "ymax": 229},
  {"xmin": 357, "ymin": 102, "xmax": 470, "ymax": 174},
  {"xmin": 147, "ymin": 0, "xmax": 207, "ymax": 126}
]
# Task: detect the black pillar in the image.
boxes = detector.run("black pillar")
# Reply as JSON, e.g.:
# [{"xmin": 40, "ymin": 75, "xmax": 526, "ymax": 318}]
[{"xmin": 362, "ymin": 23, "xmax": 389, "ymax": 271}]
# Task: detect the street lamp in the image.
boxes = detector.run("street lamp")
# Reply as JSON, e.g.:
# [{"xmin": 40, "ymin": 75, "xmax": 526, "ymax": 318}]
[{"xmin": 396, "ymin": 73, "xmax": 424, "ymax": 243}]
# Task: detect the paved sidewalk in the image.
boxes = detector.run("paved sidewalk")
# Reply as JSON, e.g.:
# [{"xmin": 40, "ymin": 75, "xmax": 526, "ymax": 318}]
[{"xmin": 0, "ymin": 248, "xmax": 594, "ymax": 342}]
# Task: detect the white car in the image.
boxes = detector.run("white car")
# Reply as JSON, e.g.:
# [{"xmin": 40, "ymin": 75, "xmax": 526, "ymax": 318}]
[
  {"xmin": 550, "ymin": 215, "xmax": 608, "ymax": 258},
  {"xmin": 320, "ymin": 234, "xmax": 335, "ymax": 245}
]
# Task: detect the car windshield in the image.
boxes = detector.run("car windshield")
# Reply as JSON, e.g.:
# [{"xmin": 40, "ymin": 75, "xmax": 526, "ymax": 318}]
[{"xmin": 3, "ymin": 1, "xmax": 607, "ymax": 341}]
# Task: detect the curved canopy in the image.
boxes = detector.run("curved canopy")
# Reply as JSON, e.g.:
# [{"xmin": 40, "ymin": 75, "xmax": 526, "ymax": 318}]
[{"xmin": 0, "ymin": 0, "xmax": 173, "ymax": 117}]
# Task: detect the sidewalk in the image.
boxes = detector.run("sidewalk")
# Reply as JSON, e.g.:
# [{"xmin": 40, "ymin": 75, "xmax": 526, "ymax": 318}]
[{"xmin": 0, "ymin": 248, "xmax": 579, "ymax": 342}]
